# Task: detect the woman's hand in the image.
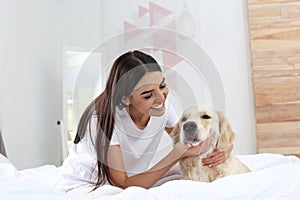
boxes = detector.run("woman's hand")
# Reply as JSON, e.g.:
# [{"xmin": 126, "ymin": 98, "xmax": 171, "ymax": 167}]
[
  {"xmin": 173, "ymin": 135, "xmax": 213, "ymax": 159},
  {"xmin": 202, "ymin": 144, "xmax": 233, "ymax": 167}
]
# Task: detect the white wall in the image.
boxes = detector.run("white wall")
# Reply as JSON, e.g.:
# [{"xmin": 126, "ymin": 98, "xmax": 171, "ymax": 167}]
[
  {"xmin": 57, "ymin": 0, "xmax": 102, "ymax": 48},
  {"xmin": 0, "ymin": 0, "xmax": 61, "ymax": 169},
  {"xmin": 0, "ymin": 0, "xmax": 102, "ymax": 169},
  {"xmin": 0, "ymin": 40, "xmax": 3, "ymax": 135},
  {"xmin": 196, "ymin": 0, "xmax": 256, "ymax": 154}
]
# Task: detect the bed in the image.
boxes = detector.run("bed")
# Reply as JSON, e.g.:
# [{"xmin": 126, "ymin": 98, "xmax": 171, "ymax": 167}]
[{"xmin": 1, "ymin": 153, "xmax": 300, "ymax": 200}]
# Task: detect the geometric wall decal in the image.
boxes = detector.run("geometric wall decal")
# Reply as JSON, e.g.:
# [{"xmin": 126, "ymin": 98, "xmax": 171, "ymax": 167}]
[
  {"xmin": 139, "ymin": 5, "xmax": 149, "ymax": 17},
  {"xmin": 163, "ymin": 51, "xmax": 183, "ymax": 67},
  {"xmin": 149, "ymin": 2, "xmax": 172, "ymax": 26},
  {"xmin": 123, "ymin": 21, "xmax": 144, "ymax": 43}
]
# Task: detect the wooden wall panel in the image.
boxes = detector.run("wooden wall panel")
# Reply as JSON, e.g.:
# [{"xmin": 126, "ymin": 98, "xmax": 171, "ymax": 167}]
[
  {"xmin": 281, "ymin": 2, "xmax": 300, "ymax": 18},
  {"xmin": 248, "ymin": 0, "xmax": 300, "ymax": 4},
  {"xmin": 248, "ymin": 4, "xmax": 280, "ymax": 19},
  {"xmin": 247, "ymin": 0, "xmax": 300, "ymax": 156}
]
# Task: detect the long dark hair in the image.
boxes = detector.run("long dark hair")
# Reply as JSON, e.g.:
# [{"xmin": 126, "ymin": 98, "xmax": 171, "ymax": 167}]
[{"xmin": 73, "ymin": 50, "xmax": 162, "ymax": 189}]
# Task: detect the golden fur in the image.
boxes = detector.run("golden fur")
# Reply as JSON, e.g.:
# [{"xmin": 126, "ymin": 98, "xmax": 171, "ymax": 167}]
[{"xmin": 171, "ymin": 106, "xmax": 250, "ymax": 182}]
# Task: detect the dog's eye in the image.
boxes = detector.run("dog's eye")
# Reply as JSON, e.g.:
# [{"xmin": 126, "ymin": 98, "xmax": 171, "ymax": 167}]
[
  {"xmin": 201, "ymin": 114, "xmax": 211, "ymax": 119},
  {"xmin": 181, "ymin": 117, "xmax": 187, "ymax": 122}
]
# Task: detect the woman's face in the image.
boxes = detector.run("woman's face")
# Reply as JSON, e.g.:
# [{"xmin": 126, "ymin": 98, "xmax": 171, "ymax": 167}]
[{"xmin": 127, "ymin": 71, "xmax": 169, "ymax": 118}]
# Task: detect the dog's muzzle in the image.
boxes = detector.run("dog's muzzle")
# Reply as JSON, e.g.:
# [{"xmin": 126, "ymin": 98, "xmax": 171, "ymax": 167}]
[{"xmin": 183, "ymin": 121, "xmax": 199, "ymax": 144}]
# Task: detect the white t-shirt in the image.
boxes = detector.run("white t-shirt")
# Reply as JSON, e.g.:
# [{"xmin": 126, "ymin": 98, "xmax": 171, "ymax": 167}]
[
  {"xmin": 111, "ymin": 100, "xmax": 178, "ymax": 176},
  {"xmin": 60, "ymin": 100, "xmax": 179, "ymax": 191}
]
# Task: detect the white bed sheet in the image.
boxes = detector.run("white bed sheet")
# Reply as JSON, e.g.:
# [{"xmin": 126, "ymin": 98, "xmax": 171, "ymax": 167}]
[{"xmin": 1, "ymin": 153, "xmax": 300, "ymax": 200}]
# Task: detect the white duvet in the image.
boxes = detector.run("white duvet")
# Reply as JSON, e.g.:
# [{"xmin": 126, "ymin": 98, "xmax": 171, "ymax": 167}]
[{"xmin": 1, "ymin": 153, "xmax": 300, "ymax": 200}]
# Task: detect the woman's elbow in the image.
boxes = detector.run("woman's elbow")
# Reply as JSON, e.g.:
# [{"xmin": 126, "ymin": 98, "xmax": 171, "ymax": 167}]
[{"xmin": 111, "ymin": 180, "xmax": 152, "ymax": 189}]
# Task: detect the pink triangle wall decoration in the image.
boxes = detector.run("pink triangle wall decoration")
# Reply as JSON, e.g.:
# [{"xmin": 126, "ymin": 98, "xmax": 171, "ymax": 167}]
[
  {"xmin": 138, "ymin": 5, "xmax": 149, "ymax": 17},
  {"xmin": 149, "ymin": 2, "xmax": 172, "ymax": 26},
  {"xmin": 123, "ymin": 21, "xmax": 144, "ymax": 43}
]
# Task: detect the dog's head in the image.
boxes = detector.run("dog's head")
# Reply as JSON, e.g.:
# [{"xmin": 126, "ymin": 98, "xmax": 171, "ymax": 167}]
[{"xmin": 171, "ymin": 106, "xmax": 235, "ymax": 151}]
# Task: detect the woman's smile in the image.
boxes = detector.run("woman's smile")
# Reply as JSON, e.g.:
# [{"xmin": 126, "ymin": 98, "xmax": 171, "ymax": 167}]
[
  {"xmin": 151, "ymin": 103, "xmax": 163, "ymax": 110},
  {"xmin": 149, "ymin": 103, "xmax": 165, "ymax": 116}
]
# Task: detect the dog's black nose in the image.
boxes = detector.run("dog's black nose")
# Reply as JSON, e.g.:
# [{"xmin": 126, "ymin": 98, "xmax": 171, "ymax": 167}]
[{"xmin": 183, "ymin": 121, "xmax": 197, "ymax": 132}]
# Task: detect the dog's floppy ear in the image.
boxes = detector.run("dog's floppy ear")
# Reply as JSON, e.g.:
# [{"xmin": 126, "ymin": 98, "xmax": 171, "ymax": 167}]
[
  {"xmin": 170, "ymin": 122, "xmax": 180, "ymax": 145},
  {"xmin": 216, "ymin": 111, "xmax": 235, "ymax": 151}
]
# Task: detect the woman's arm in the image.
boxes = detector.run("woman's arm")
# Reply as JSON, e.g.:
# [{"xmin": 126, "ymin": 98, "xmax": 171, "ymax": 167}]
[
  {"xmin": 107, "ymin": 143, "xmax": 202, "ymax": 189},
  {"xmin": 165, "ymin": 127, "xmax": 173, "ymax": 134}
]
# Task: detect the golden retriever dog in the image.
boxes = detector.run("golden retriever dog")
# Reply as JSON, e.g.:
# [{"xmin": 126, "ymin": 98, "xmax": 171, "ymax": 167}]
[{"xmin": 171, "ymin": 106, "xmax": 250, "ymax": 182}]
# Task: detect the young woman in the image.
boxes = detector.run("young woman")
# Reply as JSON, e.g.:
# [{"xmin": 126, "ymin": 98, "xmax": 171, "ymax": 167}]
[{"xmin": 61, "ymin": 50, "xmax": 232, "ymax": 192}]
